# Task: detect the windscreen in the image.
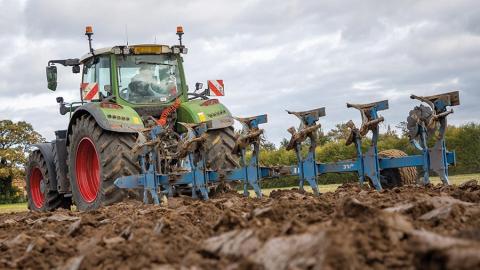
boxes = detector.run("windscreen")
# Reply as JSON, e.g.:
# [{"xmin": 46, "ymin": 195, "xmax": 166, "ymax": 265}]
[{"xmin": 117, "ymin": 54, "xmax": 181, "ymax": 104}]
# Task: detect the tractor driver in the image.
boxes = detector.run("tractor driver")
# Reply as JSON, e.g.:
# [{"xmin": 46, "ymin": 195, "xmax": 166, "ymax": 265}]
[
  {"xmin": 128, "ymin": 65, "xmax": 167, "ymax": 98},
  {"xmin": 158, "ymin": 66, "xmax": 178, "ymax": 96}
]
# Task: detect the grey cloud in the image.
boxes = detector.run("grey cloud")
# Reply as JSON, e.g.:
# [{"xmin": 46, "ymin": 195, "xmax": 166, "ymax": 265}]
[
  {"xmin": 0, "ymin": 0, "xmax": 479, "ymax": 144},
  {"xmin": 0, "ymin": 0, "xmax": 25, "ymax": 36},
  {"xmin": 0, "ymin": 39, "xmax": 84, "ymax": 97}
]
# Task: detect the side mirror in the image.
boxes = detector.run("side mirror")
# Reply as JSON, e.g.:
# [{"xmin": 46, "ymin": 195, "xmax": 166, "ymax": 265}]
[
  {"xmin": 46, "ymin": 66, "xmax": 57, "ymax": 91},
  {"xmin": 195, "ymin": 82, "xmax": 203, "ymax": 91},
  {"xmin": 72, "ymin": 65, "xmax": 80, "ymax": 73}
]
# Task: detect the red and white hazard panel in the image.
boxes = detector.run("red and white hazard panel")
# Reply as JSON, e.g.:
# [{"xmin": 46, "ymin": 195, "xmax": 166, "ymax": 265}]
[
  {"xmin": 207, "ymin": 80, "xmax": 224, "ymax": 96},
  {"xmin": 81, "ymin": 82, "xmax": 99, "ymax": 101}
]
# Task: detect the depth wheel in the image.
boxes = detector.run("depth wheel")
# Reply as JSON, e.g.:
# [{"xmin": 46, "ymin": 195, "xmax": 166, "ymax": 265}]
[{"xmin": 379, "ymin": 149, "xmax": 418, "ymax": 188}]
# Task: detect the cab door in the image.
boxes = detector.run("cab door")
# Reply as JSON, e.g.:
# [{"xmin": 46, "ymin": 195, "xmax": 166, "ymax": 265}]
[{"xmin": 81, "ymin": 56, "xmax": 111, "ymax": 101}]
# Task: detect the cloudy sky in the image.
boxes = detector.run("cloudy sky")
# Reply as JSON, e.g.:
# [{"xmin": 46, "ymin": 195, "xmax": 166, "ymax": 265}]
[{"xmin": 0, "ymin": 0, "xmax": 478, "ymax": 145}]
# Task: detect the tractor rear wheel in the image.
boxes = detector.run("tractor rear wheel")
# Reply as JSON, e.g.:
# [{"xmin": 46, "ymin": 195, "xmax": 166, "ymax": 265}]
[
  {"xmin": 203, "ymin": 127, "xmax": 240, "ymax": 194},
  {"xmin": 68, "ymin": 115, "xmax": 140, "ymax": 211},
  {"xmin": 26, "ymin": 150, "xmax": 68, "ymax": 211},
  {"xmin": 379, "ymin": 149, "xmax": 418, "ymax": 188},
  {"xmin": 204, "ymin": 126, "xmax": 239, "ymax": 171}
]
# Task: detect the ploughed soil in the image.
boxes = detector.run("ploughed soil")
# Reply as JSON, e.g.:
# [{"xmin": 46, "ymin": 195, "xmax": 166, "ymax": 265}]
[{"xmin": 1, "ymin": 181, "xmax": 480, "ymax": 270}]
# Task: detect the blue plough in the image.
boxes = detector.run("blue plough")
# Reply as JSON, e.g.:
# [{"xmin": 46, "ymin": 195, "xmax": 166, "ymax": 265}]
[{"xmin": 114, "ymin": 91, "xmax": 459, "ymax": 204}]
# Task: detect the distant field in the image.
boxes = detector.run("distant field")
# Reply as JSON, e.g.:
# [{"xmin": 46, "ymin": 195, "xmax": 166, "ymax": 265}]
[
  {"xmin": 248, "ymin": 173, "xmax": 480, "ymax": 196},
  {"xmin": 1, "ymin": 173, "xmax": 478, "ymax": 214},
  {"xmin": 0, "ymin": 202, "xmax": 28, "ymax": 214},
  {"xmin": 432, "ymin": 173, "xmax": 480, "ymax": 184}
]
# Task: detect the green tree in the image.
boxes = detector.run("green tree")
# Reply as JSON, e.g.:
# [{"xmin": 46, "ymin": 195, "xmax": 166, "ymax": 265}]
[
  {"xmin": 445, "ymin": 123, "xmax": 480, "ymax": 174},
  {"xmin": 279, "ymin": 138, "xmax": 289, "ymax": 149},
  {"xmin": 327, "ymin": 123, "xmax": 351, "ymax": 141},
  {"xmin": 260, "ymin": 138, "xmax": 276, "ymax": 151},
  {"xmin": 315, "ymin": 127, "xmax": 330, "ymax": 146},
  {"xmin": 0, "ymin": 120, "xmax": 44, "ymax": 202},
  {"xmin": 396, "ymin": 121, "xmax": 409, "ymax": 138}
]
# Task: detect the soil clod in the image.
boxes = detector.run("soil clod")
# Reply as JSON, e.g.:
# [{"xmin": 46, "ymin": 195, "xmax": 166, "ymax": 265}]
[{"xmin": 1, "ymin": 182, "xmax": 479, "ymax": 269}]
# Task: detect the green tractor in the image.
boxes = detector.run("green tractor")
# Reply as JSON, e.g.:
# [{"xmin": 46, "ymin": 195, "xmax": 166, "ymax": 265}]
[{"xmin": 26, "ymin": 26, "xmax": 238, "ymax": 211}]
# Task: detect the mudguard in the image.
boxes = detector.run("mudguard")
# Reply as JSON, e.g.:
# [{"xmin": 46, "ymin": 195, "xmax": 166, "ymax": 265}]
[
  {"xmin": 67, "ymin": 102, "xmax": 145, "ymax": 144},
  {"xmin": 177, "ymin": 99, "xmax": 234, "ymax": 130},
  {"xmin": 32, "ymin": 143, "xmax": 58, "ymax": 191}
]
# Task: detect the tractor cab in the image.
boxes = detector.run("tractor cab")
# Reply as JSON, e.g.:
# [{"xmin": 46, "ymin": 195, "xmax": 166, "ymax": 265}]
[
  {"xmin": 77, "ymin": 45, "xmax": 184, "ymax": 106},
  {"xmin": 47, "ymin": 26, "xmax": 189, "ymax": 109}
]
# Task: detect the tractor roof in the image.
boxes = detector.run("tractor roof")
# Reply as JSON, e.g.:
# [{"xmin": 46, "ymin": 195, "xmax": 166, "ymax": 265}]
[{"xmin": 80, "ymin": 44, "xmax": 173, "ymax": 63}]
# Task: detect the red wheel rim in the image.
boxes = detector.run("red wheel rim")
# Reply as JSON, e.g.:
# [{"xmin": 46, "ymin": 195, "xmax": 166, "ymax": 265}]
[
  {"xmin": 30, "ymin": 167, "xmax": 44, "ymax": 208},
  {"xmin": 75, "ymin": 137, "xmax": 100, "ymax": 203}
]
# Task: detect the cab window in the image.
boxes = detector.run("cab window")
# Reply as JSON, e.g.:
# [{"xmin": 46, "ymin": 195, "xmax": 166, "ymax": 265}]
[
  {"xmin": 81, "ymin": 56, "xmax": 111, "ymax": 101},
  {"xmin": 117, "ymin": 54, "xmax": 180, "ymax": 104},
  {"xmin": 97, "ymin": 57, "xmax": 111, "ymax": 98}
]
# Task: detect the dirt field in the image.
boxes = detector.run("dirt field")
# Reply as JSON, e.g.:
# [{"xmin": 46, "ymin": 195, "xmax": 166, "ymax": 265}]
[{"xmin": 1, "ymin": 180, "xmax": 479, "ymax": 270}]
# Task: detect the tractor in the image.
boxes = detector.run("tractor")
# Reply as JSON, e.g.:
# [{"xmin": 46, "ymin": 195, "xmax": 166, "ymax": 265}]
[{"xmin": 26, "ymin": 26, "xmax": 238, "ymax": 211}]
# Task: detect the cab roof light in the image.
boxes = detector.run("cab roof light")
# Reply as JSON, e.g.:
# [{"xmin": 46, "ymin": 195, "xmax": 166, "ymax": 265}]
[
  {"xmin": 112, "ymin": 46, "xmax": 131, "ymax": 55},
  {"xmin": 176, "ymin": 26, "xmax": 184, "ymax": 35},
  {"xmin": 132, "ymin": 45, "xmax": 162, "ymax": 54},
  {"xmin": 176, "ymin": 25, "xmax": 184, "ymax": 46},
  {"xmin": 85, "ymin": 25, "xmax": 94, "ymax": 55},
  {"xmin": 85, "ymin": 26, "xmax": 93, "ymax": 35}
]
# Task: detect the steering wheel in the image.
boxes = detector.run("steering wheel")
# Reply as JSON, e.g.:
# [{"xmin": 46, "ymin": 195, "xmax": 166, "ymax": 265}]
[{"xmin": 120, "ymin": 87, "xmax": 129, "ymax": 98}]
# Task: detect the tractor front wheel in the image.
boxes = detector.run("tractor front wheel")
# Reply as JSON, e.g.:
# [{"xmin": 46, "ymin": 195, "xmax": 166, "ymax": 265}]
[{"xmin": 68, "ymin": 115, "xmax": 140, "ymax": 211}]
